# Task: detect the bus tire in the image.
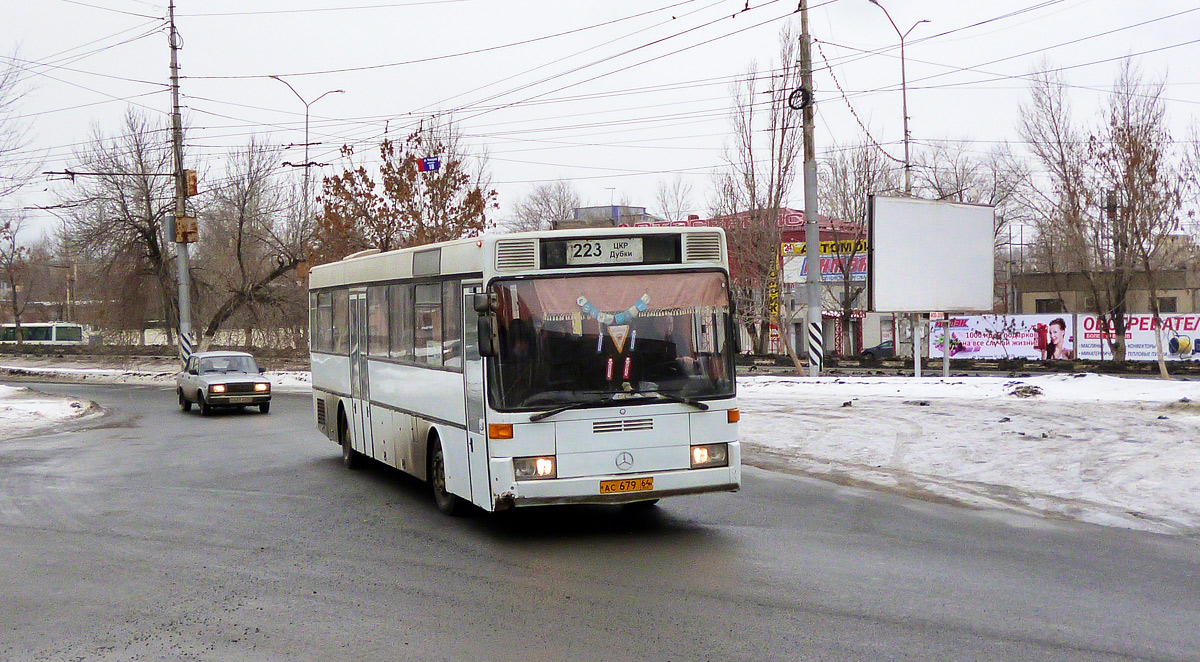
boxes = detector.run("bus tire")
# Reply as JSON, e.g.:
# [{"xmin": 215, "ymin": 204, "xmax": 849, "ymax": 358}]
[
  {"xmin": 429, "ymin": 436, "xmax": 464, "ymax": 516},
  {"xmin": 339, "ymin": 410, "xmax": 360, "ymax": 470},
  {"xmin": 179, "ymin": 389, "xmax": 192, "ymax": 412}
]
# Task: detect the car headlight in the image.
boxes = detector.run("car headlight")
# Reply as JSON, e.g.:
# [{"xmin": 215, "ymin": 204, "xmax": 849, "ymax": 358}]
[
  {"xmin": 690, "ymin": 443, "xmax": 728, "ymax": 469},
  {"xmin": 210, "ymin": 384, "xmax": 226, "ymax": 394},
  {"xmin": 254, "ymin": 383, "xmax": 270, "ymax": 392},
  {"xmin": 513, "ymin": 456, "xmax": 556, "ymax": 480}
]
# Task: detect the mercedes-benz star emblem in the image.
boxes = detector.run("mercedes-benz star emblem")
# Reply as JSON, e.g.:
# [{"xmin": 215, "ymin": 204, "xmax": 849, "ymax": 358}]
[{"xmin": 615, "ymin": 452, "xmax": 634, "ymax": 471}]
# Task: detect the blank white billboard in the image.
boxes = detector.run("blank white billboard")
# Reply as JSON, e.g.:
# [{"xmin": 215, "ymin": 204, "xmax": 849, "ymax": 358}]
[{"xmin": 868, "ymin": 195, "xmax": 994, "ymax": 313}]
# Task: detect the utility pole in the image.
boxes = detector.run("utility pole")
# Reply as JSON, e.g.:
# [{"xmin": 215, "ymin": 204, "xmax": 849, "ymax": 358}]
[
  {"xmin": 169, "ymin": 0, "xmax": 192, "ymax": 366},
  {"xmin": 799, "ymin": 0, "xmax": 822, "ymax": 376}
]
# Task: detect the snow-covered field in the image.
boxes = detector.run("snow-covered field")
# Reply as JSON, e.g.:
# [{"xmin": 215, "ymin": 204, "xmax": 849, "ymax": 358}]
[
  {"xmin": 739, "ymin": 374, "xmax": 1200, "ymax": 534},
  {"xmin": 3, "ymin": 360, "xmax": 1198, "ymax": 534}
]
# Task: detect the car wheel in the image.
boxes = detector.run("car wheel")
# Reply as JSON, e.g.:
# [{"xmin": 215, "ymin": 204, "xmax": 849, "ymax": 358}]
[
  {"xmin": 178, "ymin": 389, "xmax": 192, "ymax": 412},
  {"xmin": 198, "ymin": 393, "xmax": 211, "ymax": 417},
  {"xmin": 339, "ymin": 412, "xmax": 359, "ymax": 470},
  {"xmin": 862, "ymin": 352, "xmax": 874, "ymax": 360},
  {"xmin": 429, "ymin": 437, "xmax": 464, "ymax": 516},
  {"xmin": 259, "ymin": 402, "xmax": 270, "ymax": 414}
]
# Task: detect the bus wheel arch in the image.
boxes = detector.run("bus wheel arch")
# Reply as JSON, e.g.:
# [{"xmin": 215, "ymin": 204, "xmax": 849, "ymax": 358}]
[
  {"xmin": 427, "ymin": 430, "xmax": 464, "ymax": 516},
  {"xmin": 338, "ymin": 403, "xmax": 360, "ymax": 470}
]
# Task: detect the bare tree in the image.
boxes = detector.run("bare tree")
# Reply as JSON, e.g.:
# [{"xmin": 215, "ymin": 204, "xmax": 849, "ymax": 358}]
[
  {"xmin": 0, "ymin": 210, "xmax": 31, "ymax": 337},
  {"xmin": 819, "ymin": 140, "xmax": 900, "ymax": 354},
  {"xmin": 714, "ymin": 22, "xmax": 803, "ymax": 367},
  {"xmin": 654, "ymin": 174, "xmax": 696, "ymax": 222},
  {"xmin": 1019, "ymin": 61, "xmax": 1185, "ymax": 366},
  {"xmin": 61, "ymin": 109, "xmax": 179, "ymax": 344},
  {"xmin": 192, "ymin": 138, "xmax": 311, "ymax": 351},
  {"xmin": 510, "ymin": 180, "xmax": 580, "ymax": 232},
  {"xmin": 0, "ymin": 51, "xmax": 38, "ymax": 201},
  {"xmin": 1095, "ymin": 62, "xmax": 1185, "ymax": 376}
]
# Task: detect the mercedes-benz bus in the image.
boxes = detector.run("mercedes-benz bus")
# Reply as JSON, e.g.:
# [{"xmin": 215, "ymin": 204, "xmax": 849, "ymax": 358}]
[{"xmin": 307, "ymin": 226, "xmax": 740, "ymax": 514}]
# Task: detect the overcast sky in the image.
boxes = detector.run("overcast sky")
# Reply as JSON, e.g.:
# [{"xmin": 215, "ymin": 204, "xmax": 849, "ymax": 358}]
[{"xmin": 4, "ymin": 0, "xmax": 1200, "ymax": 240}]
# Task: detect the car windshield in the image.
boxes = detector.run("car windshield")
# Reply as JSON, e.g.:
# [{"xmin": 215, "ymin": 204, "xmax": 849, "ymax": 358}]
[
  {"xmin": 487, "ymin": 271, "xmax": 736, "ymax": 411},
  {"xmin": 198, "ymin": 356, "xmax": 259, "ymax": 374}
]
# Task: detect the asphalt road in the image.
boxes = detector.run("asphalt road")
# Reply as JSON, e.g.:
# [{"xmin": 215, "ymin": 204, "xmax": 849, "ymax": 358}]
[{"xmin": 2, "ymin": 383, "xmax": 1199, "ymax": 661}]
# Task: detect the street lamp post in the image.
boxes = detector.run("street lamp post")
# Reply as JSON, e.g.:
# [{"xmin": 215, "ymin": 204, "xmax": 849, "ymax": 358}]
[
  {"xmin": 869, "ymin": 1, "xmax": 928, "ymax": 376},
  {"xmin": 269, "ymin": 76, "xmax": 344, "ymax": 224},
  {"xmin": 867, "ymin": 0, "xmax": 927, "ymax": 195}
]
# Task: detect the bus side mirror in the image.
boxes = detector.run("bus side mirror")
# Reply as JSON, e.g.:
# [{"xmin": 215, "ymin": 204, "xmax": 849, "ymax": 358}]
[
  {"xmin": 472, "ymin": 292, "xmax": 497, "ymax": 314},
  {"xmin": 477, "ymin": 316, "xmax": 497, "ymax": 358}
]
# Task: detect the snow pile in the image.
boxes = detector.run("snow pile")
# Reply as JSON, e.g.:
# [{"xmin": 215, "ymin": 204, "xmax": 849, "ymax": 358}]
[
  {"xmin": 738, "ymin": 374, "xmax": 1200, "ymax": 533},
  {"xmin": 0, "ymin": 384, "xmax": 101, "ymax": 437}
]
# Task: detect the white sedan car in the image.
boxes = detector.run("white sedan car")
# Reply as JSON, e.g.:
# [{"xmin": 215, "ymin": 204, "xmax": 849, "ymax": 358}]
[{"xmin": 177, "ymin": 350, "xmax": 272, "ymax": 415}]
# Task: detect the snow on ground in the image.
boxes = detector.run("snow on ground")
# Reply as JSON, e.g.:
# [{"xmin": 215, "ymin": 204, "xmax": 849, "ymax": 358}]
[
  {"xmin": 2, "ymin": 360, "xmax": 1198, "ymax": 534},
  {"xmin": 738, "ymin": 374, "xmax": 1200, "ymax": 534},
  {"xmin": 0, "ymin": 384, "xmax": 103, "ymax": 437}
]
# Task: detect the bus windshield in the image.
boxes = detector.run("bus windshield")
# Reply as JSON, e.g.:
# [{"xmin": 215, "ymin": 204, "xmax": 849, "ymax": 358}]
[{"xmin": 488, "ymin": 271, "xmax": 736, "ymax": 411}]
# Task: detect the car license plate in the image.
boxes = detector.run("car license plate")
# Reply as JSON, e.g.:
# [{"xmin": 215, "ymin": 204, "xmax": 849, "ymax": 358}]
[
  {"xmin": 565, "ymin": 238, "xmax": 643, "ymax": 265},
  {"xmin": 599, "ymin": 477, "xmax": 653, "ymax": 494},
  {"xmin": 229, "ymin": 397, "xmax": 252, "ymax": 404}
]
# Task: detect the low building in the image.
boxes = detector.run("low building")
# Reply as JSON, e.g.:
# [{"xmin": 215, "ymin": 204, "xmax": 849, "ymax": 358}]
[{"xmin": 1015, "ymin": 270, "xmax": 1200, "ymax": 315}]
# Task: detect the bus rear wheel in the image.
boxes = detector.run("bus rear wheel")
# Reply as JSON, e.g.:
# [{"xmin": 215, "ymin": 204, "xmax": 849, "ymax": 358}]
[{"xmin": 430, "ymin": 438, "xmax": 464, "ymax": 516}]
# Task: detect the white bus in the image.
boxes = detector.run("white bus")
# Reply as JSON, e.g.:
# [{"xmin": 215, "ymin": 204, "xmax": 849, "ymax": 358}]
[
  {"xmin": 308, "ymin": 226, "xmax": 740, "ymax": 514},
  {"xmin": 0, "ymin": 322, "xmax": 87, "ymax": 345}
]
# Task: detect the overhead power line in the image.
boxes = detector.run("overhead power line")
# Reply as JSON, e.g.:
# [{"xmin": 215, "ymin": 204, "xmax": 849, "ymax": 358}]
[{"xmin": 183, "ymin": 0, "xmax": 702, "ymax": 80}]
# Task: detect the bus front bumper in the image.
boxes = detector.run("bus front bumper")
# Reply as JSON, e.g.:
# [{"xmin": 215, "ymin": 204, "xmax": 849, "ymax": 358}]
[{"xmin": 493, "ymin": 464, "xmax": 741, "ymax": 510}]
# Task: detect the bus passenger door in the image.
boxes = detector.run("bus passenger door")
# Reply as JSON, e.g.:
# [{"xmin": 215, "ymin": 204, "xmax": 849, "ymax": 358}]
[
  {"xmin": 463, "ymin": 284, "xmax": 491, "ymax": 508},
  {"xmin": 349, "ymin": 291, "xmax": 373, "ymax": 457}
]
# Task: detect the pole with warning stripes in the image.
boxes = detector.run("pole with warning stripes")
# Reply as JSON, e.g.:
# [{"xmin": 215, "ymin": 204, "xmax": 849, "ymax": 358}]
[
  {"xmin": 169, "ymin": 0, "xmax": 193, "ymax": 367},
  {"xmin": 799, "ymin": 0, "xmax": 823, "ymax": 376}
]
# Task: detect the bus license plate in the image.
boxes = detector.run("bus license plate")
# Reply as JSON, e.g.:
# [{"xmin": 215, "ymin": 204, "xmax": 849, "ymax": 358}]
[
  {"xmin": 229, "ymin": 397, "xmax": 252, "ymax": 404},
  {"xmin": 599, "ymin": 477, "xmax": 653, "ymax": 494},
  {"xmin": 566, "ymin": 238, "xmax": 643, "ymax": 265}
]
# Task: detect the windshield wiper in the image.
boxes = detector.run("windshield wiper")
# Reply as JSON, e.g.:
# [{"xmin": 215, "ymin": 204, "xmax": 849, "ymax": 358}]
[
  {"xmin": 529, "ymin": 400, "xmax": 600, "ymax": 422},
  {"xmin": 637, "ymin": 390, "xmax": 709, "ymax": 411}
]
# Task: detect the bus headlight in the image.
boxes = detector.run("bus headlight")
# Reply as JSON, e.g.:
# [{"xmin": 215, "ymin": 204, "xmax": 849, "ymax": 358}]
[
  {"xmin": 690, "ymin": 443, "xmax": 728, "ymax": 469},
  {"xmin": 514, "ymin": 456, "xmax": 556, "ymax": 480},
  {"xmin": 210, "ymin": 384, "xmax": 226, "ymax": 394}
]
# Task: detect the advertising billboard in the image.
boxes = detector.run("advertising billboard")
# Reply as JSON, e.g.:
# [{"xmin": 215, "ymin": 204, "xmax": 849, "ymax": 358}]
[
  {"xmin": 928, "ymin": 314, "xmax": 1075, "ymax": 360},
  {"xmin": 928, "ymin": 313, "xmax": 1200, "ymax": 362},
  {"xmin": 1076, "ymin": 313, "xmax": 1200, "ymax": 362},
  {"xmin": 868, "ymin": 196, "xmax": 995, "ymax": 313}
]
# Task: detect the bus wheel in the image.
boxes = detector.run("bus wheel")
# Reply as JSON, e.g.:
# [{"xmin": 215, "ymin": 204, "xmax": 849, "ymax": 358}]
[
  {"xmin": 178, "ymin": 389, "xmax": 192, "ymax": 412},
  {"xmin": 339, "ymin": 411, "xmax": 360, "ymax": 470},
  {"xmin": 430, "ymin": 437, "xmax": 463, "ymax": 516}
]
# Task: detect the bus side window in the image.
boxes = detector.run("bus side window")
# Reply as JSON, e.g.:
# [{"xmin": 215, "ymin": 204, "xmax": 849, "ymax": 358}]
[
  {"xmin": 332, "ymin": 289, "xmax": 350, "ymax": 354},
  {"xmin": 415, "ymin": 283, "xmax": 442, "ymax": 368},
  {"xmin": 442, "ymin": 279, "xmax": 462, "ymax": 370},
  {"xmin": 389, "ymin": 283, "xmax": 414, "ymax": 362}
]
